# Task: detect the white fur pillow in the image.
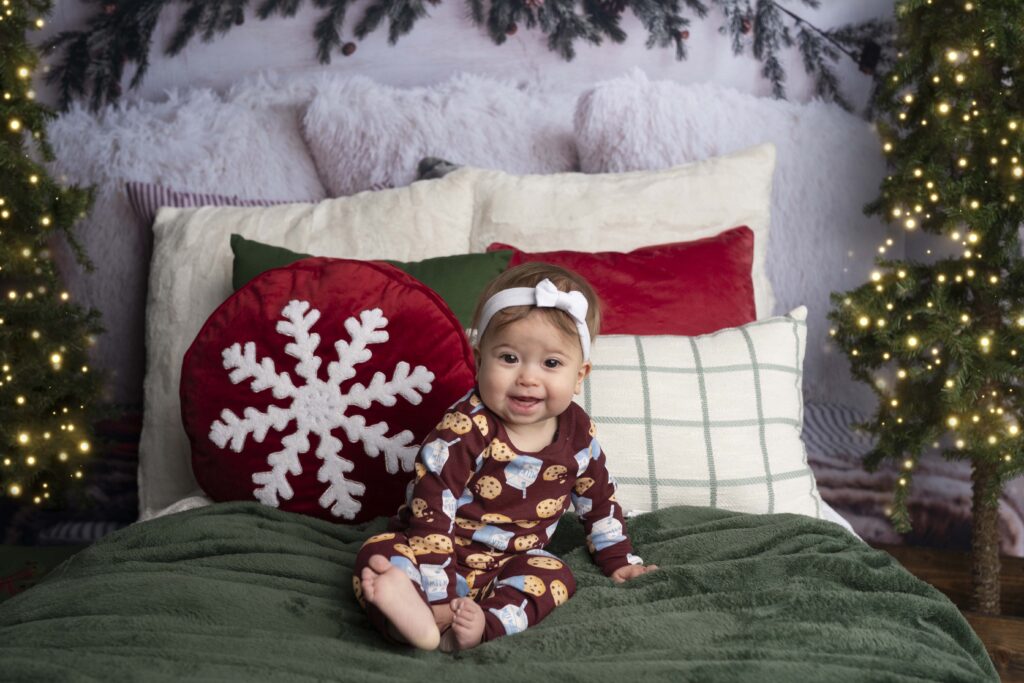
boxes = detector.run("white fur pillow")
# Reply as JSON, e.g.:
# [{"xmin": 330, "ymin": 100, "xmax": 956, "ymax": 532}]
[
  {"xmin": 465, "ymin": 143, "xmax": 777, "ymax": 320},
  {"xmin": 138, "ymin": 171, "xmax": 477, "ymax": 521},
  {"xmin": 47, "ymin": 87, "xmax": 327, "ymax": 405},
  {"xmin": 573, "ymin": 70, "xmax": 887, "ymax": 408},
  {"xmin": 300, "ymin": 73, "xmax": 579, "ymax": 197}
]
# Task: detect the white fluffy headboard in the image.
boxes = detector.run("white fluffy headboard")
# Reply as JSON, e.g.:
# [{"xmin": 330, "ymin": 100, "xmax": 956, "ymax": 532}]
[{"xmin": 46, "ymin": 68, "xmax": 885, "ymax": 412}]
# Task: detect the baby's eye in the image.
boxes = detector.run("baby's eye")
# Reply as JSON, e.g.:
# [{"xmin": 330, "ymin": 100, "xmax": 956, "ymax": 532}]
[
  {"xmin": 544, "ymin": 358, "xmax": 563, "ymax": 369},
  {"xmin": 499, "ymin": 353, "xmax": 518, "ymax": 364}
]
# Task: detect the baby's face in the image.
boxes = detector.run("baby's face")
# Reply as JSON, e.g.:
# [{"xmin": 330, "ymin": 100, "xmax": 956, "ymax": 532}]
[{"xmin": 476, "ymin": 310, "xmax": 590, "ymax": 448}]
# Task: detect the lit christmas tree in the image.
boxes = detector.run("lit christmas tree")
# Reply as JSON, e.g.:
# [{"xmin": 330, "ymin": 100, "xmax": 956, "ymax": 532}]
[
  {"xmin": 829, "ymin": 0, "xmax": 1024, "ymax": 614},
  {"xmin": 0, "ymin": 0, "xmax": 103, "ymax": 509}
]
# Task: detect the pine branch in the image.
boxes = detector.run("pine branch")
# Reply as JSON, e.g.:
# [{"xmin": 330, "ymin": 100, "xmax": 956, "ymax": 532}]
[
  {"xmin": 312, "ymin": 0, "xmax": 350, "ymax": 62},
  {"xmin": 354, "ymin": 0, "xmax": 429, "ymax": 44},
  {"xmin": 42, "ymin": 0, "xmax": 892, "ymax": 112},
  {"xmin": 630, "ymin": 0, "xmax": 688, "ymax": 58},
  {"xmin": 538, "ymin": 0, "xmax": 603, "ymax": 60},
  {"xmin": 257, "ymin": 0, "xmax": 306, "ymax": 18},
  {"xmin": 795, "ymin": 24, "xmax": 851, "ymax": 111},
  {"xmin": 582, "ymin": 0, "xmax": 628, "ymax": 45}
]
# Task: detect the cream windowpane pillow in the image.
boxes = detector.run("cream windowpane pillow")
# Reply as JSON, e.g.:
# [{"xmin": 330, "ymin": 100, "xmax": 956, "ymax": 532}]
[{"xmin": 575, "ymin": 307, "xmax": 822, "ymax": 518}]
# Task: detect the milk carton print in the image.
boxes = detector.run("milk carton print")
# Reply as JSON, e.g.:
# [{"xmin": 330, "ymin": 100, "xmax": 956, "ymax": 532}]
[
  {"xmin": 526, "ymin": 548, "xmax": 559, "ymax": 560},
  {"xmin": 571, "ymin": 493, "xmax": 593, "ymax": 518},
  {"xmin": 472, "ymin": 524, "xmax": 515, "ymax": 551},
  {"xmin": 448, "ymin": 389, "xmax": 474, "ymax": 410},
  {"xmin": 439, "ymin": 490, "xmax": 460, "ymax": 531},
  {"xmin": 456, "ymin": 487, "xmax": 474, "ymax": 510},
  {"xmin": 389, "ymin": 555, "xmax": 422, "ymax": 586},
  {"xmin": 420, "ymin": 558, "xmax": 452, "ymax": 602},
  {"xmin": 573, "ymin": 438, "xmax": 602, "ymax": 475},
  {"xmin": 489, "ymin": 599, "xmax": 530, "ymax": 635},
  {"xmin": 421, "ymin": 437, "xmax": 460, "ymax": 474},
  {"xmin": 545, "ymin": 519, "xmax": 559, "ymax": 538},
  {"xmin": 589, "ymin": 505, "xmax": 627, "ymax": 551},
  {"xmin": 455, "ymin": 572, "xmax": 470, "ymax": 597},
  {"xmin": 505, "ymin": 455, "xmax": 543, "ymax": 497},
  {"xmin": 473, "ymin": 449, "xmax": 487, "ymax": 472}
]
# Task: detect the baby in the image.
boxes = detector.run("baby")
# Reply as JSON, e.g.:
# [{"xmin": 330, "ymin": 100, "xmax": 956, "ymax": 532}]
[{"xmin": 353, "ymin": 262, "xmax": 657, "ymax": 652}]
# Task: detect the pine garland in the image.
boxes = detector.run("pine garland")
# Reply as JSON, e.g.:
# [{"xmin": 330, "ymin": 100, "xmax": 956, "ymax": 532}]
[
  {"xmin": 42, "ymin": 0, "xmax": 891, "ymax": 112},
  {"xmin": 828, "ymin": 0, "xmax": 1024, "ymax": 614},
  {"xmin": 1, "ymin": 0, "xmax": 105, "ymax": 508}
]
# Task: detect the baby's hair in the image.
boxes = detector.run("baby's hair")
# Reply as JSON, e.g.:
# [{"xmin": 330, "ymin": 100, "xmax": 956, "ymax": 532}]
[{"xmin": 471, "ymin": 262, "xmax": 601, "ymax": 353}]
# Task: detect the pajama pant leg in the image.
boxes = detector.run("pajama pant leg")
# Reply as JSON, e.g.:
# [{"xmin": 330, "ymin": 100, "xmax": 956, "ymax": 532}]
[
  {"xmin": 475, "ymin": 552, "xmax": 576, "ymax": 643},
  {"xmin": 352, "ymin": 531, "xmax": 431, "ymax": 643}
]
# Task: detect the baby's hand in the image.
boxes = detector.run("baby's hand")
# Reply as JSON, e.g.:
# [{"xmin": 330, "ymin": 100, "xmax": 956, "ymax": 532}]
[{"xmin": 610, "ymin": 563, "xmax": 659, "ymax": 584}]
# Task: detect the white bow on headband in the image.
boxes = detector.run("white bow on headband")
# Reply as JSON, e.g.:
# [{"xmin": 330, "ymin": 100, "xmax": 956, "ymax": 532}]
[{"xmin": 477, "ymin": 278, "xmax": 592, "ymax": 360}]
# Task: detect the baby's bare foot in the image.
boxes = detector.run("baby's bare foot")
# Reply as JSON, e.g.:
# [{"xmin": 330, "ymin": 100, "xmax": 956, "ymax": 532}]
[
  {"xmin": 449, "ymin": 597, "xmax": 486, "ymax": 651},
  {"xmin": 361, "ymin": 554, "xmax": 439, "ymax": 650}
]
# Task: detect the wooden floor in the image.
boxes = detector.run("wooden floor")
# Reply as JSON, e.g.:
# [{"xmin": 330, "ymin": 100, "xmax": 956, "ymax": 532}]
[{"xmin": 876, "ymin": 544, "xmax": 1024, "ymax": 681}]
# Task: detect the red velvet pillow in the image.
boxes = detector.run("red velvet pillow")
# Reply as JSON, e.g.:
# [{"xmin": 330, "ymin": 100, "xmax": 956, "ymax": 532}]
[
  {"xmin": 181, "ymin": 258, "xmax": 476, "ymax": 524},
  {"xmin": 489, "ymin": 226, "xmax": 756, "ymax": 335}
]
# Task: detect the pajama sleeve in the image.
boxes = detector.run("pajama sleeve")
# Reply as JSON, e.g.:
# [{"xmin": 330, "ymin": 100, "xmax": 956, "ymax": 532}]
[
  {"xmin": 571, "ymin": 436, "xmax": 640, "ymax": 576},
  {"xmin": 403, "ymin": 402, "xmax": 486, "ymax": 604}
]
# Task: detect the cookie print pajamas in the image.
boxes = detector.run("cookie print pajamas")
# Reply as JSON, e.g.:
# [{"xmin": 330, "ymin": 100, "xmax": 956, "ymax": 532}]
[{"xmin": 354, "ymin": 390, "xmax": 640, "ymax": 644}]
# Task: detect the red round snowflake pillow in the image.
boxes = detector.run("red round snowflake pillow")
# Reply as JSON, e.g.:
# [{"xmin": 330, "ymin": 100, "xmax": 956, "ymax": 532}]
[{"xmin": 181, "ymin": 257, "xmax": 476, "ymax": 523}]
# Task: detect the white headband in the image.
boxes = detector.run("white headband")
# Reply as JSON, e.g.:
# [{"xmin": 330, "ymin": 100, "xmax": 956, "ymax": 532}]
[{"xmin": 476, "ymin": 278, "xmax": 591, "ymax": 361}]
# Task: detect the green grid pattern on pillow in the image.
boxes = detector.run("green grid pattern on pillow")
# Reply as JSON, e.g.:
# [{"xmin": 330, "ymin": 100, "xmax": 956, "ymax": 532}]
[
  {"xmin": 576, "ymin": 307, "xmax": 822, "ymax": 519},
  {"xmin": 230, "ymin": 234, "xmax": 512, "ymax": 328}
]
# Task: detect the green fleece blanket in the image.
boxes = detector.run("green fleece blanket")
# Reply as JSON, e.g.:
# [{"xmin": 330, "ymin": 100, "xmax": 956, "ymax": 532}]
[{"xmin": 0, "ymin": 502, "xmax": 996, "ymax": 682}]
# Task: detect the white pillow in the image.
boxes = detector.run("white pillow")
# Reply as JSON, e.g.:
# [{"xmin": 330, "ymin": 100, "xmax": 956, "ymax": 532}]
[
  {"xmin": 301, "ymin": 73, "xmax": 579, "ymax": 197},
  {"xmin": 47, "ymin": 88, "xmax": 328, "ymax": 406},
  {"xmin": 465, "ymin": 143, "xmax": 776, "ymax": 319},
  {"xmin": 138, "ymin": 172, "xmax": 477, "ymax": 520},
  {"xmin": 572, "ymin": 71, "xmax": 886, "ymax": 409},
  {"xmin": 577, "ymin": 307, "xmax": 823, "ymax": 519}
]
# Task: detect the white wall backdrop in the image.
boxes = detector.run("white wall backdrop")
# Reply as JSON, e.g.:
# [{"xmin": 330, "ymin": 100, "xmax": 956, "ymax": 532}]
[
  {"xmin": 37, "ymin": 0, "xmax": 892, "ymax": 110},
  {"xmin": 34, "ymin": 0, "xmax": 896, "ymax": 411}
]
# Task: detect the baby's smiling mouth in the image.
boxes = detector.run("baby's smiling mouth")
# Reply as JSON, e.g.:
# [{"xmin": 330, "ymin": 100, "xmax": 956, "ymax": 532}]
[{"xmin": 509, "ymin": 395, "xmax": 541, "ymax": 408}]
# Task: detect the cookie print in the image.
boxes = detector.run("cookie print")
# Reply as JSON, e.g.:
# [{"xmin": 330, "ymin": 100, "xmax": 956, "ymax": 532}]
[
  {"xmin": 481, "ymin": 512, "xmax": 512, "ymax": 523},
  {"xmin": 488, "ymin": 439, "xmax": 516, "ymax": 462},
  {"xmin": 394, "ymin": 543, "xmax": 416, "ymax": 563},
  {"xmin": 411, "ymin": 498, "xmax": 429, "ymax": 517},
  {"xmin": 543, "ymin": 465, "xmax": 568, "ymax": 481},
  {"xmin": 472, "ymin": 414, "xmax": 489, "ymax": 436},
  {"xmin": 574, "ymin": 477, "xmax": 595, "ymax": 495},
  {"xmin": 475, "ymin": 475, "xmax": 503, "ymax": 500},
  {"xmin": 535, "ymin": 495, "xmax": 566, "ymax": 519},
  {"xmin": 438, "ymin": 411, "xmax": 474, "ymax": 435},
  {"xmin": 456, "ymin": 517, "xmax": 485, "ymax": 530},
  {"xmin": 514, "ymin": 534, "xmax": 540, "ymax": 551},
  {"xmin": 550, "ymin": 579, "xmax": 570, "ymax": 606},
  {"xmin": 365, "ymin": 532, "xmax": 396, "ymax": 545},
  {"xmin": 527, "ymin": 556, "xmax": 564, "ymax": 570},
  {"xmin": 352, "ymin": 575, "xmax": 365, "ymax": 608},
  {"xmin": 466, "ymin": 553, "xmax": 493, "ymax": 569}
]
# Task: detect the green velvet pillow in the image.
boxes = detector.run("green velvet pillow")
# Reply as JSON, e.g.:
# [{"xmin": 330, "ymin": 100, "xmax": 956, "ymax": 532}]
[{"xmin": 230, "ymin": 234, "xmax": 512, "ymax": 328}]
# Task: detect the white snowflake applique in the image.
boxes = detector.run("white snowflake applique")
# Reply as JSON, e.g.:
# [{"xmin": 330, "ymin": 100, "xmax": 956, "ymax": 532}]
[{"xmin": 209, "ymin": 300, "xmax": 435, "ymax": 519}]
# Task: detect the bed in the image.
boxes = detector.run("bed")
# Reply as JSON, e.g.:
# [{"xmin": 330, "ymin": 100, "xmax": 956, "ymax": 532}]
[
  {"xmin": 4, "ymin": 70, "xmax": 998, "ymax": 680},
  {"xmin": 0, "ymin": 503, "xmax": 996, "ymax": 681}
]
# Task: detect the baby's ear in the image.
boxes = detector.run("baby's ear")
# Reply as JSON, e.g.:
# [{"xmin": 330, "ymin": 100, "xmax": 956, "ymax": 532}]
[{"xmin": 575, "ymin": 361, "xmax": 592, "ymax": 394}]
